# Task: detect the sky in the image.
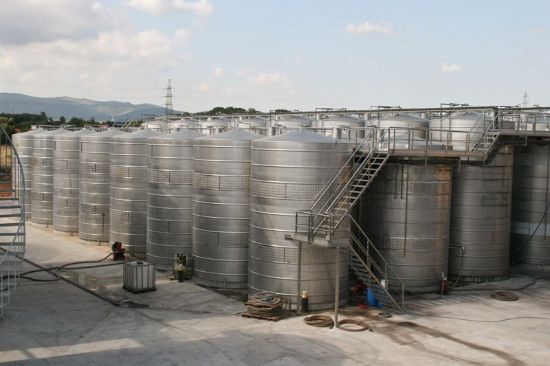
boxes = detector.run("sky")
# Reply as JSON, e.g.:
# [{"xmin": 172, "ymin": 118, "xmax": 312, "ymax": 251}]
[{"xmin": 0, "ymin": 0, "xmax": 549, "ymax": 112}]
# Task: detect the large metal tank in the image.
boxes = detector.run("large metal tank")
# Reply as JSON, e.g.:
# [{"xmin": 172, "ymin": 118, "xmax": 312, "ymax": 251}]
[
  {"xmin": 429, "ymin": 112, "xmax": 488, "ymax": 151},
  {"xmin": 192, "ymin": 129, "xmax": 260, "ymax": 288},
  {"xmin": 31, "ymin": 129, "xmax": 68, "ymax": 225},
  {"xmin": 238, "ymin": 117, "xmax": 268, "ymax": 135},
  {"xmin": 52, "ymin": 129, "xmax": 93, "ymax": 234},
  {"xmin": 314, "ymin": 115, "xmax": 365, "ymax": 141},
  {"xmin": 147, "ymin": 130, "xmax": 202, "ymax": 270},
  {"xmin": 169, "ymin": 119, "xmax": 199, "ymax": 132},
  {"xmin": 375, "ymin": 113, "xmax": 429, "ymax": 138},
  {"xmin": 110, "ymin": 129, "xmax": 160, "ymax": 254},
  {"xmin": 511, "ymin": 142, "xmax": 550, "ymax": 271},
  {"xmin": 363, "ymin": 163, "xmax": 452, "ymax": 293},
  {"xmin": 249, "ymin": 131, "xmax": 352, "ymax": 309},
  {"xmin": 12, "ymin": 129, "xmax": 43, "ymax": 219},
  {"xmin": 448, "ymin": 146, "xmax": 514, "ymax": 282},
  {"xmin": 199, "ymin": 117, "xmax": 231, "ymax": 135},
  {"xmin": 143, "ymin": 119, "xmax": 169, "ymax": 133},
  {"xmin": 273, "ymin": 115, "xmax": 311, "ymax": 134},
  {"xmin": 79, "ymin": 129, "xmax": 124, "ymax": 243}
]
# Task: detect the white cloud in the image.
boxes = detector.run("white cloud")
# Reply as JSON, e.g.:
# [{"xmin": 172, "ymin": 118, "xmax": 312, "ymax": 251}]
[
  {"xmin": 249, "ymin": 73, "xmax": 289, "ymax": 86},
  {"xmin": 213, "ymin": 67, "xmax": 223, "ymax": 77},
  {"xmin": 0, "ymin": 1, "xmax": 120, "ymax": 45},
  {"xmin": 126, "ymin": 0, "xmax": 213, "ymax": 16},
  {"xmin": 0, "ymin": 28, "xmax": 190, "ymax": 100},
  {"xmin": 441, "ymin": 62, "xmax": 462, "ymax": 72},
  {"xmin": 345, "ymin": 22, "xmax": 392, "ymax": 35}
]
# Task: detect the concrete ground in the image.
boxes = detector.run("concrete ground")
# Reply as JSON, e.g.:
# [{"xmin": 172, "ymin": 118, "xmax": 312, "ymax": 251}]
[{"xmin": 1, "ymin": 223, "xmax": 550, "ymax": 365}]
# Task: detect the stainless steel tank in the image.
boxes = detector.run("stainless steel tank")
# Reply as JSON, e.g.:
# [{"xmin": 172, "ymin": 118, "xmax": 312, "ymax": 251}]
[
  {"xmin": 238, "ymin": 117, "xmax": 267, "ymax": 135},
  {"xmin": 249, "ymin": 131, "xmax": 352, "ymax": 309},
  {"xmin": 273, "ymin": 115, "xmax": 311, "ymax": 134},
  {"xmin": 429, "ymin": 112, "xmax": 488, "ymax": 151},
  {"xmin": 169, "ymin": 119, "xmax": 199, "ymax": 132},
  {"xmin": 12, "ymin": 129, "xmax": 43, "ymax": 219},
  {"xmin": 143, "ymin": 119, "xmax": 169, "ymax": 133},
  {"xmin": 363, "ymin": 163, "xmax": 452, "ymax": 293},
  {"xmin": 448, "ymin": 146, "xmax": 514, "ymax": 282},
  {"xmin": 147, "ymin": 130, "xmax": 202, "ymax": 270},
  {"xmin": 375, "ymin": 113, "xmax": 429, "ymax": 138},
  {"xmin": 199, "ymin": 117, "xmax": 231, "ymax": 135},
  {"xmin": 31, "ymin": 129, "xmax": 69, "ymax": 225},
  {"xmin": 110, "ymin": 129, "xmax": 160, "ymax": 254},
  {"xmin": 192, "ymin": 129, "xmax": 260, "ymax": 288},
  {"xmin": 79, "ymin": 129, "xmax": 124, "ymax": 243},
  {"xmin": 511, "ymin": 142, "xmax": 550, "ymax": 271},
  {"xmin": 314, "ymin": 115, "xmax": 365, "ymax": 141},
  {"xmin": 53, "ymin": 129, "xmax": 93, "ymax": 234}
]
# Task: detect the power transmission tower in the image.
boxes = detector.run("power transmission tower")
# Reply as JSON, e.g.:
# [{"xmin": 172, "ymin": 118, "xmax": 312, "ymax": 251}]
[
  {"xmin": 164, "ymin": 79, "xmax": 173, "ymax": 118},
  {"xmin": 522, "ymin": 91, "xmax": 529, "ymax": 108}
]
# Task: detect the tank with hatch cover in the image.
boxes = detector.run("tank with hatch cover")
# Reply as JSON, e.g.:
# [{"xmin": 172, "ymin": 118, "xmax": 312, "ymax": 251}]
[
  {"xmin": 249, "ymin": 131, "xmax": 352, "ymax": 309},
  {"xmin": 110, "ymin": 129, "xmax": 160, "ymax": 254},
  {"xmin": 192, "ymin": 129, "xmax": 260, "ymax": 288},
  {"xmin": 272, "ymin": 115, "xmax": 312, "ymax": 134},
  {"xmin": 53, "ymin": 129, "xmax": 94, "ymax": 234},
  {"xmin": 79, "ymin": 129, "xmax": 124, "ymax": 243},
  {"xmin": 314, "ymin": 114, "xmax": 365, "ymax": 141},
  {"xmin": 238, "ymin": 117, "xmax": 268, "ymax": 135},
  {"xmin": 363, "ymin": 163, "xmax": 452, "ymax": 293},
  {"xmin": 169, "ymin": 119, "xmax": 199, "ymax": 132},
  {"xmin": 429, "ymin": 111, "xmax": 489, "ymax": 151},
  {"xmin": 199, "ymin": 117, "xmax": 232, "ymax": 135},
  {"xmin": 147, "ymin": 130, "xmax": 202, "ymax": 270},
  {"xmin": 31, "ymin": 129, "xmax": 69, "ymax": 225},
  {"xmin": 448, "ymin": 146, "xmax": 514, "ymax": 281}
]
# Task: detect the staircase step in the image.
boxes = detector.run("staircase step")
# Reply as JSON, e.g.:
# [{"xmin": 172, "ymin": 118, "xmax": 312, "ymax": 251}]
[
  {"xmin": 0, "ymin": 213, "xmax": 21, "ymax": 218},
  {"xmin": 0, "ymin": 222, "xmax": 20, "ymax": 227},
  {"xmin": 0, "ymin": 205, "xmax": 21, "ymax": 210}
]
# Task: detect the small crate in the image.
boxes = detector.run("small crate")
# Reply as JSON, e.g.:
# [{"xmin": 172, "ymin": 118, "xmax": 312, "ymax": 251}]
[{"xmin": 123, "ymin": 261, "xmax": 156, "ymax": 293}]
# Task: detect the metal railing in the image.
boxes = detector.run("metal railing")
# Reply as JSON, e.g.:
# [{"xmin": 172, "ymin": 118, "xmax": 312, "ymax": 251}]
[
  {"xmin": 348, "ymin": 215, "xmax": 405, "ymax": 311},
  {"xmin": 0, "ymin": 126, "xmax": 26, "ymax": 316},
  {"xmin": 295, "ymin": 128, "xmax": 388, "ymax": 240}
]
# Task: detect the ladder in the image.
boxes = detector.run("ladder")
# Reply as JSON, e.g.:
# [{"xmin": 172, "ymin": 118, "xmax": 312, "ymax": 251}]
[{"xmin": 0, "ymin": 125, "xmax": 26, "ymax": 316}]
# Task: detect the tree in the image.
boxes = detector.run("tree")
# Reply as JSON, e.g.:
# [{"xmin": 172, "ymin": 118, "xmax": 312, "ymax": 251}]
[{"xmin": 59, "ymin": 116, "xmax": 66, "ymax": 124}]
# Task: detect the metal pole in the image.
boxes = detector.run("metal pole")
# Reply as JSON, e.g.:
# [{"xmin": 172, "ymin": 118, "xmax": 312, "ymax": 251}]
[
  {"xmin": 334, "ymin": 246, "xmax": 340, "ymax": 328},
  {"xmin": 297, "ymin": 241, "xmax": 302, "ymax": 313}
]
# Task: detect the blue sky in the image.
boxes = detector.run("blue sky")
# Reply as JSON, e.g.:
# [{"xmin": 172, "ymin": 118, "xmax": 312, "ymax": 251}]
[{"xmin": 1, "ymin": 0, "xmax": 549, "ymax": 111}]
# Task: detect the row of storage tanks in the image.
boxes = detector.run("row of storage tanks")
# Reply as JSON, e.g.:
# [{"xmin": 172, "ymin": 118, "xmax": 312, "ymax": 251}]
[{"xmin": 11, "ymin": 112, "xmax": 550, "ymax": 309}]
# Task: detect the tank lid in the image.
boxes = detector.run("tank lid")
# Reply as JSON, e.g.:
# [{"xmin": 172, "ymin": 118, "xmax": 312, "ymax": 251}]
[
  {"xmin": 35, "ymin": 128, "xmax": 70, "ymax": 137},
  {"xmin": 114, "ymin": 128, "xmax": 160, "ymax": 139},
  {"xmin": 321, "ymin": 115, "xmax": 362, "ymax": 123},
  {"xmin": 13, "ymin": 128, "xmax": 45, "ymax": 137},
  {"xmin": 196, "ymin": 128, "xmax": 261, "ymax": 141},
  {"xmin": 55, "ymin": 129, "xmax": 95, "ymax": 138},
  {"xmin": 150, "ymin": 130, "xmax": 203, "ymax": 140},
  {"xmin": 380, "ymin": 113, "xmax": 429, "ymax": 123},
  {"xmin": 258, "ymin": 130, "xmax": 341, "ymax": 143}
]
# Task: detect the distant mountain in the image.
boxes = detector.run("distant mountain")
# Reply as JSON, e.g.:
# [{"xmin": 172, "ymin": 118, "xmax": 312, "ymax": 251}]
[{"xmin": 0, "ymin": 93, "xmax": 176, "ymax": 121}]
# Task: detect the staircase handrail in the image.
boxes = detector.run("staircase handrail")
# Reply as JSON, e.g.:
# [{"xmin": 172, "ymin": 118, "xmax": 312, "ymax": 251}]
[{"xmin": 309, "ymin": 127, "xmax": 388, "ymax": 217}]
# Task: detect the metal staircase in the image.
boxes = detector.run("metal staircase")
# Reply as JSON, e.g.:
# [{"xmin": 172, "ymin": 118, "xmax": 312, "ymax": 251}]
[
  {"xmin": 0, "ymin": 126, "xmax": 26, "ymax": 316},
  {"xmin": 292, "ymin": 129, "xmax": 390, "ymax": 245},
  {"xmin": 289, "ymin": 128, "xmax": 406, "ymax": 311},
  {"xmin": 348, "ymin": 216, "xmax": 405, "ymax": 311},
  {"xmin": 470, "ymin": 112, "xmax": 502, "ymax": 164}
]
